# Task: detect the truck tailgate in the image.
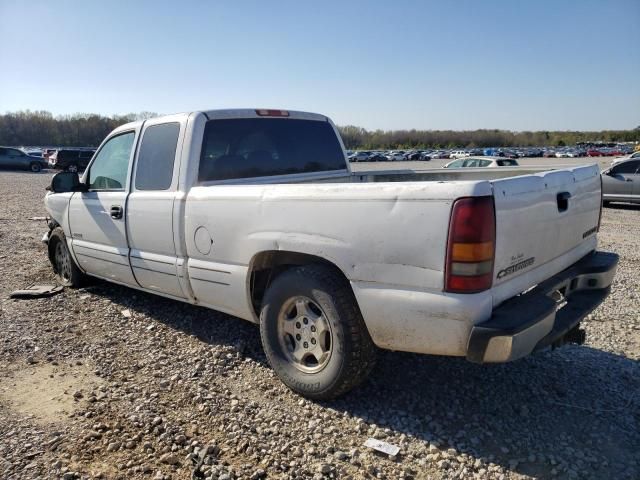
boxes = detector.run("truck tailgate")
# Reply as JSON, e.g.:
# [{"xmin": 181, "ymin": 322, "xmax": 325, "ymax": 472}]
[{"xmin": 490, "ymin": 165, "xmax": 602, "ymax": 306}]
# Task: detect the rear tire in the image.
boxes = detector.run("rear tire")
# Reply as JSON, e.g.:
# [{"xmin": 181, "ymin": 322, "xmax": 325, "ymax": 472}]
[
  {"xmin": 66, "ymin": 164, "xmax": 78, "ymax": 173},
  {"xmin": 260, "ymin": 265, "xmax": 376, "ymax": 400},
  {"xmin": 48, "ymin": 227, "xmax": 87, "ymax": 287},
  {"xmin": 30, "ymin": 162, "xmax": 42, "ymax": 172}
]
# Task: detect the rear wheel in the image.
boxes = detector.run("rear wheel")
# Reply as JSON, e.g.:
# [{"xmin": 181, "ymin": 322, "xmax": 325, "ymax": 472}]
[
  {"xmin": 66, "ymin": 164, "xmax": 78, "ymax": 173},
  {"xmin": 30, "ymin": 162, "xmax": 42, "ymax": 172},
  {"xmin": 260, "ymin": 265, "xmax": 376, "ymax": 400},
  {"xmin": 48, "ymin": 227, "xmax": 87, "ymax": 287}
]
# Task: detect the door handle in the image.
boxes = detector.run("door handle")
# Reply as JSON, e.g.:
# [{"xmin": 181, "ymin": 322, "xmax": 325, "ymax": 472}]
[
  {"xmin": 557, "ymin": 191, "xmax": 571, "ymax": 212},
  {"xmin": 110, "ymin": 205, "xmax": 123, "ymax": 219}
]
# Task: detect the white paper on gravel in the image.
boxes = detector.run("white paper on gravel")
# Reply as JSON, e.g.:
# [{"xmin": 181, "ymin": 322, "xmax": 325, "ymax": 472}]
[{"xmin": 364, "ymin": 438, "xmax": 400, "ymax": 456}]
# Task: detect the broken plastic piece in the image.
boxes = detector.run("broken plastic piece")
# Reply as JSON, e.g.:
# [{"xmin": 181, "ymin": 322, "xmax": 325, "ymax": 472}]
[
  {"xmin": 364, "ymin": 438, "xmax": 400, "ymax": 456},
  {"xmin": 10, "ymin": 284, "xmax": 63, "ymax": 299}
]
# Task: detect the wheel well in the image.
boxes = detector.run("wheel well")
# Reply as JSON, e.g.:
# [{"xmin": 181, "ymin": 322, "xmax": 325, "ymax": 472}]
[{"xmin": 248, "ymin": 251, "xmax": 351, "ymax": 318}]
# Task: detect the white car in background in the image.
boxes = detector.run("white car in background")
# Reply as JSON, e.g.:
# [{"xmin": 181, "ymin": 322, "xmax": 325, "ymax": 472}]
[
  {"xmin": 444, "ymin": 156, "xmax": 520, "ymax": 168},
  {"xmin": 385, "ymin": 151, "xmax": 406, "ymax": 161},
  {"xmin": 349, "ymin": 151, "xmax": 371, "ymax": 162},
  {"xmin": 611, "ymin": 151, "xmax": 640, "ymax": 166},
  {"xmin": 449, "ymin": 150, "xmax": 470, "ymax": 159}
]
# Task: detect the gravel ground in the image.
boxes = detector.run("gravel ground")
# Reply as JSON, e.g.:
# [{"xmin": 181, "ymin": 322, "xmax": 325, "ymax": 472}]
[{"xmin": 0, "ymin": 170, "xmax": 638, "ymax": 480}]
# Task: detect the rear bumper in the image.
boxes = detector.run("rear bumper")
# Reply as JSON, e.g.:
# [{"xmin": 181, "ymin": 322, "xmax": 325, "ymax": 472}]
[{"xmin": 467, "ymin": 251, "xmax": 618, "ymax": 363}]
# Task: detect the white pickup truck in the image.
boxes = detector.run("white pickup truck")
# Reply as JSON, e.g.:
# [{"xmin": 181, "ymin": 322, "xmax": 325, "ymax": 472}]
[{"xmin": 43, "ymin": 109, "xmax": 618, "ymax": 399}]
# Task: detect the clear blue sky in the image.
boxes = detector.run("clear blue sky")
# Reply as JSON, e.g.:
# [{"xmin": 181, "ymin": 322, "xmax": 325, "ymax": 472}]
[{"xmin": 1, "ymin": 0, "xmax": 638, "ymax": 131}]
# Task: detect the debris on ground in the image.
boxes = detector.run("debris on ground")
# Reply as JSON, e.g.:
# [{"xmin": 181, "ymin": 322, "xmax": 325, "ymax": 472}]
[
  {"xmin": 364, "ymin": 438, "xmax": 401, "ymax": 456},
  {"xmin": 9, "ymin": 284, "xmax": 63, "ymax": 299}
]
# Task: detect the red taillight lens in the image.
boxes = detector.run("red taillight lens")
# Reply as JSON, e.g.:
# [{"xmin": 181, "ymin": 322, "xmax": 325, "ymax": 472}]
[
  {"xmin": 445, "ymin": 196, "xmax": 496, "ymax": 293},
  {"xmin": 255, "ymin": 109, "xmax": 289, "ymax": 117}
]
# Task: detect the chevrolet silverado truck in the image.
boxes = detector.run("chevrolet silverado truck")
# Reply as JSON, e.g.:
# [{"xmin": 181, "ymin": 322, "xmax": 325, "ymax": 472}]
[{"xmin": 43, "ymin": 109, "xmax": 618, "ymax": 399}]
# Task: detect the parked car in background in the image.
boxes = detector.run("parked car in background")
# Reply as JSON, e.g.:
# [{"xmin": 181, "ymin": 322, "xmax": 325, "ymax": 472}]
[
  {"xmin": 587, "ymin": 148, "xmax": 604, "ymax": 157},
  {"xmin": 48, "ymin": 148, "xmax": 96, "ymax": 172},
  {"xmin": 385, "ymin": 151, "xmax": 406, "ymax": 161},
  {"xmin": 23, "ymin": 148, "xmax": 44, "ymax": 157},
  {"xmin": 543, "ymin": 150, "xmax": 556, "ymax": 158},
  {"xmin": 449, "ymin": 150, "xmax": 470, "ymax": 159},
  {"xmin": 611, "ymin": 151, "xmax": 640, "ymax": 166},
  {"xmin": 0, "ymin": 146, "xmax": 48, "ymax": 172},
  {"xmin": 367, "ymin": 153, "xmax": 388, "ymax": 162},
  {"xmin": 601, "ymin": 158, "xmax": 640, "ymax": 206},
  {"xmin": 407, "ymin": 151, "xmax": 424, "ymax": 161},
  {"xmin": 42, "ymin": 148, "xmax": 57, "ymax": 161},
  {"xmin": 444, "ymin": 156, "xmax": 520, "ymax": 168},
  {"xmin": 349, "ymin": 151, "xmax": 373, "ymax": 162}
]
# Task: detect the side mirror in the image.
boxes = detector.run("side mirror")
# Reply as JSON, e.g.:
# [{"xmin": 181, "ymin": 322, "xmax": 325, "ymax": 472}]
[{"xmin": 47, "ymin": 171, "xmax": 87, "ymax": 193}]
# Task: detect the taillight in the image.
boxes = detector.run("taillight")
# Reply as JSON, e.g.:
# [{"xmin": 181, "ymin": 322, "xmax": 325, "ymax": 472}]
[
  {"xmin": 445, "ymin": 196, "xmax": 496, "ymax": 293},
  {"xmin": 255, "ymin": 109, "xmax": 289, "ymax": 117}
]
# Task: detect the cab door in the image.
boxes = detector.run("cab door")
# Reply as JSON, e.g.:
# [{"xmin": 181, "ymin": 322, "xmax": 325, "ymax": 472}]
[
  {"xmin": 603, "ymin": 160, "xmax": 639, "ymax": 199},
  {"xmin": 126, "ymin": 115, "xmax": 188, "ymax": 298},
  {"xmin": 68, "ymin": 128, "xmax": 139, "ymax": 286}
]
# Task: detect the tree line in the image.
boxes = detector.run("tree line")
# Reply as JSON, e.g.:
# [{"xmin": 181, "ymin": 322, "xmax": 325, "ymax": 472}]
[
  {"xmin": 0, "ymin": 110, "xmax": 157, "ymax": 147},
  {"xmin": 0, "ymin": 110, "xmax": 638, "ymax": 149},
  {"xmin": 337, "ymin": 125, "xmax": 640, "ymax": 150}
]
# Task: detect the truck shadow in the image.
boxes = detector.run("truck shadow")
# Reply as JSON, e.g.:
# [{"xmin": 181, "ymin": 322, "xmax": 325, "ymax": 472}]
[{"xmin": 88, "ymin": 282, "xmax": 639, "ymax": 480}]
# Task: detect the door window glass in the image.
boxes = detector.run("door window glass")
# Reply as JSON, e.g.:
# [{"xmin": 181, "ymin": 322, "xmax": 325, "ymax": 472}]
[
  {"xmin": 135, "ymin": 122, "xmax": 180, "ymax": 190},
  {"xmin": 7, "ymin": 148, "xmax": 24, "ymax": 156},
  {"xmin": 611, "ymin": 161, "xmax": 640, "ymax": 175},
  {"xmin": 88, "ymin": 132, "xmax": 135, "ymax": 190}
]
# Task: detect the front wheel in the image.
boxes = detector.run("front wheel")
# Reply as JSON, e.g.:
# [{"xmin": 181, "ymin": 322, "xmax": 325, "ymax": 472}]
[
  {"xmin": 48, "ymin": 227, "xmax": 88, "ymax": 287},
  {"xmin": 30, "ymin": 162, "xmax": 42, "ymax": 172},
  {"xmin": 260, "ymin": 265, "xmax": 376, "ymax": 400}
]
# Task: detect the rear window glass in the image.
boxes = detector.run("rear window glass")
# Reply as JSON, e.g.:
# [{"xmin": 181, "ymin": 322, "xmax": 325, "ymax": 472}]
[
  {"xmin": 198, "ymin": 118, "xmax": 346, "ymax": 182},
  {"xmin": 135, "ymin": 122, "xmax": 180, "ymax": 190},
  {"xmin": 497, "ymin": 159, "xmax": 518, "ymax": 166}
]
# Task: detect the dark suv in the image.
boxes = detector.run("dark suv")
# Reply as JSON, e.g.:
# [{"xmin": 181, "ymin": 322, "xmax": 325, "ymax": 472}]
[{"xmin": 48, "ymin": 149, "xmax": 96, "ymax": 172}]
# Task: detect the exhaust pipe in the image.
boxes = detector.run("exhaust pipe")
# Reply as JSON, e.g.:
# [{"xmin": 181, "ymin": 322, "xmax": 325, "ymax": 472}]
[{"xmin": 552, "ymin": 324, "xmax": 586, "ymax": 349}]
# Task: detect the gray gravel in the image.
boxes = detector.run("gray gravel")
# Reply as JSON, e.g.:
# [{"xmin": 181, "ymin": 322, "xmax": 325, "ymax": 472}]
[{"xmin": 0, "ymin": 170, "xmax": 638, "ymax": 480}]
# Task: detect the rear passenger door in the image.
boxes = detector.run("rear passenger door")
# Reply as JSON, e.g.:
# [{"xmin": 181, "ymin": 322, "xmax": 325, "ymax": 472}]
[{"xmin": 127, "ymin": 116, "xmax": 188, "ymax": 298}]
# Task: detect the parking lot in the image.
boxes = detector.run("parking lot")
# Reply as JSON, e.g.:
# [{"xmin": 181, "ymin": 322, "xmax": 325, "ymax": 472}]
[
  {"xmin": 349, "ymin": 157, "xmax": 615, "ymax": 173},
  {"xmin": 0, "ymin": 170, "xmax": 638, "ymax": 480}
]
